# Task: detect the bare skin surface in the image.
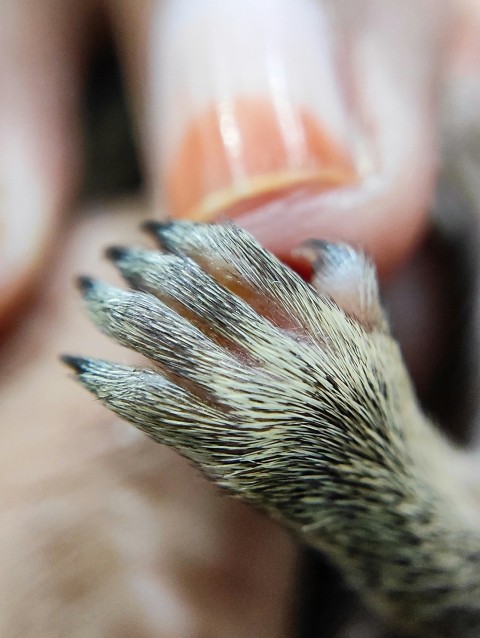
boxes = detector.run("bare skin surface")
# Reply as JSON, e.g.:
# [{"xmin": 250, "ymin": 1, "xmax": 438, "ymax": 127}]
[{"xmin": 0, "ymin": 203, "xmax": 297, "ymax": 638}]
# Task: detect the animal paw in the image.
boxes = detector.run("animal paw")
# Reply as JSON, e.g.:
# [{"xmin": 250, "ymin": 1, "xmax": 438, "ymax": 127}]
[
  {"xmin": 63, "ymin": 222, "xmax": 411, "ymax": 529},
  {"xmin": 63, "ymin": 222, "xmax": 480, "ymax": 636}
]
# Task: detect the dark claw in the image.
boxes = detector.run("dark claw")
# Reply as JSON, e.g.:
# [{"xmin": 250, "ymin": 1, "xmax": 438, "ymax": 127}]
[
  {"xmin": 141, "ymin": 219, "xmax": 202, "ymax": 253},
  {"xmin": 141, "ymin": 220, "xmax": 175, "ymax": 246},
  {"xmin": 76, "ymin": 275, "xmax": 96, "ymax": 295},
  {"xmin": 104, "ymin": 246, "xmax": 130, "ymax": 263},
  {"xmin": 60, "ymin": 354, "xmax": 92, "ymax": 375}
]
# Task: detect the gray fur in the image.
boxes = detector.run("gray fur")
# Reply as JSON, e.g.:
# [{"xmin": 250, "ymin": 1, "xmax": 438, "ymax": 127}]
[{"xmin": 64, "ymin": 222, "xmax": 480, "ymax": 637}]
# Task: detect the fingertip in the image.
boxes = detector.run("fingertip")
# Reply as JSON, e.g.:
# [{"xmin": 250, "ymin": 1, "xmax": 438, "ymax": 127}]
[
  {"xmin": 151, "ymin": 0, "xmax": 358, "ymax": 222},
  {"xmin": 0, "ymin": 0, "xmax": 88, "ymax": 328}
]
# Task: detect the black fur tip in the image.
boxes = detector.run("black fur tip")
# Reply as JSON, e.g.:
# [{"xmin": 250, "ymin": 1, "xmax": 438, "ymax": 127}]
[
  {"xmin": 76, "ymin": 275, "xmax": 96, "ymax": 295},
  {"xmin": 141, "ymin": 220, "xmax": 174, "ymax": 236},
  {"xmin": 60, "ymin": 354, "xmax": 91, "ymax": 375},
  {"xmin": 105, "ymin": 246, "xmax": 129, "ymax": 262},
  {"xmin": 141, "ymin": 220, "xmax": 177, "ymax": 250}
]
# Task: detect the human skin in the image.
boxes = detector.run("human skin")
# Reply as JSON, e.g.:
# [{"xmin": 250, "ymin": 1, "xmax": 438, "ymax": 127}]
[{"xmin": 0, "ymin": 0, "xmax": 451, "ymax": 325}]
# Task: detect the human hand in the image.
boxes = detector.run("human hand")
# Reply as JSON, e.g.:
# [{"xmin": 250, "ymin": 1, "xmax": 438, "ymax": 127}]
[{"xmin": 0, "ymin": 0, "xmax": 452, "ymax": 328}]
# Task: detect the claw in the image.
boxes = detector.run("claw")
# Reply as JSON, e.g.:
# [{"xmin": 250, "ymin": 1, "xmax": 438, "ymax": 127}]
[
  {"xmin": 60, "ymin": 356, "xmax": 227, "ymax": 461},
  {"xmin": 293, "ymin": 239, "xmax": 386, "ymax": 332},
  {"xmin": 60, "ymin": 354, "xmax": 92, "ymax": 375}
]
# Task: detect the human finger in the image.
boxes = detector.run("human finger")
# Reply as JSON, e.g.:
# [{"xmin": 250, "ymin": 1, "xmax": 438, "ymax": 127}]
[{"xmin": 147, "ymin": 0, "xmax": 450, "ymax": 274}]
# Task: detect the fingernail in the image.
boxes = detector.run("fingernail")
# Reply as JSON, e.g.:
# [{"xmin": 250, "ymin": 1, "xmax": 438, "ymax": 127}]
[{"xmin": 150, "ymin": 0, "xmax": 359, "ymax": 220}]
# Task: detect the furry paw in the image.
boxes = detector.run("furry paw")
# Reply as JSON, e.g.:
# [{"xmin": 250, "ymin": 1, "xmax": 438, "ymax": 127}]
[
  {"xmin": 63, "ymin": 222, "xmax": 480, "ymax": 636},
  {"xmin": 63, "ymin": 222, "xmax": 411, "ymax": 529}
]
